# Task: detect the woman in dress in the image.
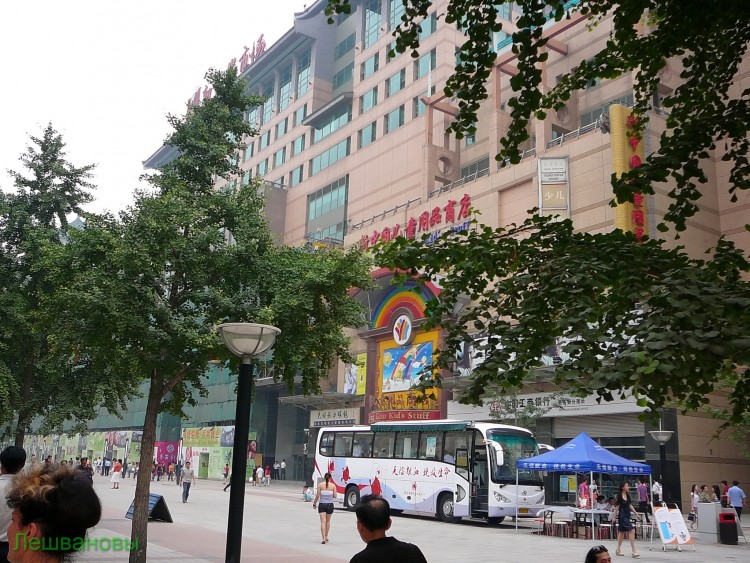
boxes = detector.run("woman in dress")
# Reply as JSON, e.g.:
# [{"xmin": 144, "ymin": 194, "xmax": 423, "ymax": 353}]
[
  {"xmin": 111, "ymin": 458, "xmax": 122, "ymax": 489},
  {"xmin": 312, "ymin": 472, "xmax": 337, "ymax": 544},
  {"xmin": 615, "ymin": 482, "xmax": 640, "ymax": 558}
]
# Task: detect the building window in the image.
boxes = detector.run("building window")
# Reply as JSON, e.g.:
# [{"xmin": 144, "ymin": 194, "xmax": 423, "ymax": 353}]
[
  {"xmin": 294, "ymin": 104, "xmax": 308, "ymax": 126},
  {"xmin": 247, "ymin": 106, "xmax": 259, "ymax": 126},
  {"xmin": 333, "ymin": 63, "xmax": 354, "ymax": 91},
  {"xmin": 244, "ymin": 142, "xmax": 255, "ymax": 161},
  {"xmin": 297, "ymin": 50, "xmax": 311, "ymax": 98},
  {"xmin": 308, "ymin": 176, "xmax": 348, "ymax": 221},
  {"xmin": 460, "ymin": 156, "xmax": 490, "ymax": 178},
  {"xmin": 419, "ymin": 12, "xmax": 437, "ymax": 40},
  {"xmin": 274, "ymin": 176, "xmax": 286, "ymax": 188},
  {"xmin": 412, "ymin": 85, "xmax": 436, "ymax": 117},
  {"xmin": 310, "ymin": 138, "xmax": 351, "ymax": 176},
  {"xmin": 279, "ymin": 66, "xmax": 293, "ymax": 111},
  {"xmin": 259, "ymin": 131, "xmax": 271, "ymax": 150},
  {"xmin": 292, "ymin": 134, "xmax": 306, "ymax": 156},
  {"xmin": 242, "ymin": 171, "xmax": 251, "ymax": 186},
  {"xmin": 360, "ymin": 53, "xmax": 380, "ymax": 81},
  {"xmin": 257, "ymin": 158, "xmax": 269, "ymax": 177},
  {"xmin": 313, "ymin": 104, "xmax": 352, "ymax": 143},
  {"xmin": 386, "ymin": 69, "xmax": 406, "ymax": 97},
  {"xmin": 465, "ymin": 133, "xmax": 476, "ymax": 146},
  {"xmin": 386, "ymin": 40, "xmax": 401, "ymax": 63},
  {"xmin": 363, "ymin": 0, "xmax": 382, "ymax": 49},
  {"xmin": 290, "ymin": 165, "xmax": 304, "ymax": 187},
  {"xmin": 384, "ymin": 105, "xmax": 405, "ymax": 134},
  {"xmin": 334, "ymin": 33, "xmax": 356, "ymax": 61},
  {"xmin": 358, "ymin": 122, "xmax": 377, "ymax": 148},
  {"xmin": 389, "ymin": 0, "xmax": 406, "ymax": 30},
  {"xmin": 262, "ymin": 84, "xmax": 274, "ymax": 124},
  {"xmin": 414, "ymin": 48, "xmax": 436, "ymax": 79},
  {"xmin": 274, "ymin": 147, "xmax": 286, "ymax": 168},
  {"xmin": 276, "ymin": 118, "xmax": 288, "ymax": 139},
  {"xmin": 360, "ymin": 87, "xmax": 378, "ymax": 114}
]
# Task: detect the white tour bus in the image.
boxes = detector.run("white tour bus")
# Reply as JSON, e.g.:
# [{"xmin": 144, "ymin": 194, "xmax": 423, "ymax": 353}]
[{"xmin": 314, "ymin": 419, "xmax": 544, "ymax": 523}]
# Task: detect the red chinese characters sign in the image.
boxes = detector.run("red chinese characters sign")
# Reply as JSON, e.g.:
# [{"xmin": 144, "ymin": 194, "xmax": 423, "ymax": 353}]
[{"xmin": 359, "ymin": 193, "xmax": 471, "ymax": 250}]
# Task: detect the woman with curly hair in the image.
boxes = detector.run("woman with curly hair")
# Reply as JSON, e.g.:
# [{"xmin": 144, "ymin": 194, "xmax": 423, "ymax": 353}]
[{"xmin": 6, "ymin": 464, "xmax": 101, "ymax": 562}]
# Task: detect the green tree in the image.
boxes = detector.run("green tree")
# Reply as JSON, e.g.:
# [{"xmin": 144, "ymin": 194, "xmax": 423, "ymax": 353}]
[
  {"xmin": 326, "ymin": 1, "xmax": 750, "ymax": 423},
  {"xmin": 45, "ymin": 68, "xmax": 372, "ymax": 562},
  {"xmin": 0, "ymin": 123, "xmax": 108, "ymax": 444},
  {"xmin": 487, "ymin": 390, "xmax": 567, "ymax": 432}
]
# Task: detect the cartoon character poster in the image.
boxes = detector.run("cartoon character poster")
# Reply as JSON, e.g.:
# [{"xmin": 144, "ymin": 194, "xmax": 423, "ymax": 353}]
[{"xmin": 382, "ymin": 342, "xmax": 433, "ymax": 393}]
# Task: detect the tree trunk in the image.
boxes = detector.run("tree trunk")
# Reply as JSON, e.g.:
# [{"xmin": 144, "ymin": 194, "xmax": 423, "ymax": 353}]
[
  {"xmin": 128, "ymin": 374, "xmax": 162, "ymax": 563},
  {"xmin": 14, "ymin": 362, "xmax": 36, "ymax": 447}
]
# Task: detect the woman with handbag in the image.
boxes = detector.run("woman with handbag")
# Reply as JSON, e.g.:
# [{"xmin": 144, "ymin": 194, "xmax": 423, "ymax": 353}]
[{"xmin": 615, "ymin": 482, "xmax": 641, "ymax": 558}]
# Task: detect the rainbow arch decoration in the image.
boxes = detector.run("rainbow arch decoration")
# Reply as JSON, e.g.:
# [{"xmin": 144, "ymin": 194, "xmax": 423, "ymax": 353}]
[{"xmin": 371, "ymin": 282, "xmax": 435, "ymax": 330}]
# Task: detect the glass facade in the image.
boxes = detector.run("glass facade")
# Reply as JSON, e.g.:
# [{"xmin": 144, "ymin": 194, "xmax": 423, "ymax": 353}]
[
  {"xmin": 334, "ymin": 33, "xmax": 356, "ymax": 61},
  {"xmin": 290, "ymin": 165, "xmax": 304, "ymax": 187},
  {"xmin": 297, "ymin": 50, "xmax": 311, "ymax": 98},
  {"xmin": 310, "ymin": 138, "xmax": 350, "ymax": 175},
  {"xmin": 274, "ymin": 147, "xmax": 286, "ymax": 168},
  {"xmin": 363, "ymin": 0, "xmax": 382, "ymax": 49},
  {"xmin": 313, "ymin": 104, "xmax": 352, "ymax": 143},
  {"xmin": 257, "ymin": 158, "xmax": 268, "ymax": 177},
  {"xmin": 389, "ymin": 0, "xmax": 406, "ymax": 30},
  {"xmin": 292, "ymin": 134, "xmax": 306, "ymax": 156},
  {"xmin": 414, "ymin": 49, "xmax": 436, "ymax": 79},
  {"xmin": 361, "ymin": 53, "xmax": 380, "ymax": 80},
  {"xmin": 386, "ymin": 69, "xmax": 406, "ymax": 97},
  {"xmin": 262, "ymin": 84, "xmax": 274, "ymax": 124},
  {"xmin": 259, "ymin": 131, "xmax": 271, "ymax": 150},
  {"xmin": 333, "ymin": 63, "xmax": 354, "ymax": 91},
  {"xmin": 308, "ymin": 176, "xmax": 348, "ymax": 221},
  {"xmin": 294, "ymin": 104, "xmax": 308, "ymax": 126},
  {"xmin": 276, "ymin": 118, "xmax": 288, "ymax": 139}
]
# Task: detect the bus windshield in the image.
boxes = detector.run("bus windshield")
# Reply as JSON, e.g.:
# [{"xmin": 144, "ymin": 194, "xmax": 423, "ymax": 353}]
[{"xmin": 486, "ymin": 430, "xmax": 543, "ymax": 484}]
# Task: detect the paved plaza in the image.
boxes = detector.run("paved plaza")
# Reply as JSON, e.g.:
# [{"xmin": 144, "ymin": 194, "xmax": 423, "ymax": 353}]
[{"xmin": 81, "ymin": 474, "xmax": 750, "ymax": 562}]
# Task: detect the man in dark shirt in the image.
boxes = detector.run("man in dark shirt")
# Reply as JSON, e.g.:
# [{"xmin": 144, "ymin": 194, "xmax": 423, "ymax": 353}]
[{"xmin": 350, "ymin": 494, "xmax": 427, "ymax": 563}]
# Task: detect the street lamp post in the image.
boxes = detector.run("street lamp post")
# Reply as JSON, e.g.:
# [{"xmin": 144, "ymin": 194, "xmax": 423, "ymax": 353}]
[
  {"xmin": 217, "ymin": 323, "xmax": 280, "ymax": 563},
  {"xmin": 649, "ymin": 421, "xmax": 674, "ymax": 504}
]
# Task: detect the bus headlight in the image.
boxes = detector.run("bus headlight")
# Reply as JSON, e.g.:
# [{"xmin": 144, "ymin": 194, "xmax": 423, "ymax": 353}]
[
  {"xmin": 494, "ymin": 491, "xmax": 511, "ymax": 503},
  {"xmin": 456, "ymin": 485, "xmax": 466, "ymax": 503}
]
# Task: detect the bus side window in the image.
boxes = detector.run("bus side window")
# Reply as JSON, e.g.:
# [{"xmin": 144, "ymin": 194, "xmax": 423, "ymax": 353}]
[
  {"xmin": 319, "ymin": 432, "xmax": 334, "ymax": 456},
  {"xmin": 353, "ymin": 432, "xmax": 374, "ymax": 457},
  {"xmin": 395, "ymin": 432, "xmax": 419, "ymax": 459},
  {"xmin": 373, "ymin": 432, "xmax": 394, "ymax": 458},
  {"xmin": 418, "ymin": 431, "xmax": 443, "ymax": 460},
  {"xmin": 333, "ymin": 432, "xmax": 353, "ymax": 457},
  {"xmin": 444, "ymin": 431, "xmax": 470, "ymax": 465}
]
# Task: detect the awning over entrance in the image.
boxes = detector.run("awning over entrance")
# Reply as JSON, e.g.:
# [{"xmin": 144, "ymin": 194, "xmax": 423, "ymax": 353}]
[{"xmin": 278, "ymin": 392, "xmax": 363, "ymax": 410}]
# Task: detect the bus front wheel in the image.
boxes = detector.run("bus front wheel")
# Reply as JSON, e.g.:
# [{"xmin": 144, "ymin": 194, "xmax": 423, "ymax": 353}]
[
  {"xmin": 436, "ymin": 492, "xmax": 458, "ymax": 523},
  {"xmin": 345, "ymin": 485, "xmax": 360, "ymax": 510},
  {"xmin": 487, "ymin": 517, "xmax": 505, "ymax": 525}
]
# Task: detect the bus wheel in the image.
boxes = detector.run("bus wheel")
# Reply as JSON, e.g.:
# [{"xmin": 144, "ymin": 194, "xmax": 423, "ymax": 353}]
[
  {"xmin": 487, "ymin": 517, "xmax": 505, "ymax": 525},
  {"xmin": 345, "ymin": 485, "xmax": 360, "ymax": 511},
  {"xmin": 437, "ymin": 492, "xmax": 458, "ymax": 523}
]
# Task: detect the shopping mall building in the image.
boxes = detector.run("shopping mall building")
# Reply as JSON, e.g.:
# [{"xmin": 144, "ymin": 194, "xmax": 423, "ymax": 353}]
[{"xmin": 22, "ymin": 0, "xmax": 750, "ymax": 508}]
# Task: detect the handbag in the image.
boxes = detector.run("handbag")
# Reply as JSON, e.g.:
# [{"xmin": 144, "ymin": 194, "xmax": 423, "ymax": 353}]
[{"xmin": 688, "ymin": 512, "xmax": 696, "ymax": 521}]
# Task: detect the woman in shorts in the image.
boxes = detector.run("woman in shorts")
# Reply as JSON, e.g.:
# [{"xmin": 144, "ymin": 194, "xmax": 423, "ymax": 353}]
[{"xmin": 313, "ymin": 472, "xmax": 337, "ymax": 544}]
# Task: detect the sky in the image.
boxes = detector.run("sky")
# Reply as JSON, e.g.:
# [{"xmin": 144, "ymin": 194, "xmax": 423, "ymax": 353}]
[{"xmin": 0, "ymin": 0, "xmax": 306, "ymax": 215}]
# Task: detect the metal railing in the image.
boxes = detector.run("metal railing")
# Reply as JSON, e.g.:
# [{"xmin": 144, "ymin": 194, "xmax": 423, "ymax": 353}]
[{"xmin": 545, "ymin": 120, "xmax": 600, "ymax": 149}]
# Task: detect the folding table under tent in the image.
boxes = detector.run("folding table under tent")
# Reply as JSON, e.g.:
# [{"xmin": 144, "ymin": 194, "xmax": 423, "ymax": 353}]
[{"xmin": 515, "ymin": 432, "xmax": 652, "ymax": 539}]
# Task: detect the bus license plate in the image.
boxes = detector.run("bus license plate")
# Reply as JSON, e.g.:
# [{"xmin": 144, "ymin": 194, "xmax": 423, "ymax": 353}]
[{"xmin": 518, "ymin": 508, "xmax": 529, "ymax": 514}]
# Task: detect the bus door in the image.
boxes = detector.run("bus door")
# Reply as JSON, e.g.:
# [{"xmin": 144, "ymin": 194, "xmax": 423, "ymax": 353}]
[
  {"xmin": 445, "ymin": 430, "xmax": 472, "ymax": 518},
  {"xmin": 471, "ymin": 436, "xmax": 489, "ymax": 514}
]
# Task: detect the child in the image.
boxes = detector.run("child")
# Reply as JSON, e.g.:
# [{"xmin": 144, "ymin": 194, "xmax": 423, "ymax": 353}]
[{"xmin": 303, "ymin": 486, "xmax": 314, "ymax": 502}]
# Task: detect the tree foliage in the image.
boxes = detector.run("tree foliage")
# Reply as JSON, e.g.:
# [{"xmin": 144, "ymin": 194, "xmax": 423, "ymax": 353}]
[
  {"xmin": 0, "ymin": 123, "xmax": 109, "ymax": 443},
  {"xmin": 379, "ymin": 215, "xmax": 750, "ymax": 423},
  {"xmin": 326, "ymin": 0, "xmax": 750, "ymax": 233},
  {"xmin": 43, "ymin": 68, "xmax": 371, "ymax": 562},
  {"xmin": 326, "ymin": 1, "xmax": 750, "ymax": 423}
]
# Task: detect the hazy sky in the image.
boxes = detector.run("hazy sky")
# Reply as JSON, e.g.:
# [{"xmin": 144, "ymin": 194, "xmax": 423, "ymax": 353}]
[{"xmin": 0, "ymin": 0, "xmax": 306, "ymax": 215}]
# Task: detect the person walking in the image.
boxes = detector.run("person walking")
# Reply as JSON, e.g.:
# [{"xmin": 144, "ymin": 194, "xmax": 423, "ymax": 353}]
[
  {"xmin": 349, "ymin": 494, "xmax": 428, "ymax": 562},
  {"xmin": 168, "ymin": 462, "xmax": 175, "ymax": 481},
  {"xmin": 77, "ymin": 457, "xmax": 94, "ymax": 485},
  {"xmin": 273, "ymin": 460, "xmax": 280, "ymax": 480},
  {"xmin": 651, "ymin": 479, "xmax": 663, "ymax": 506},
  {"xmin": 255, "ymin": 465, "xmax": 264, "ymax": 487},
  {"xmin": 181, "ymin": 461, "xmax": 196, "ymax": 503},
  {"xmin": 103, "ymin": 458, "xmax": 111, "ymax": 476},
  {"xmin": 578, "ymin": 476, "xmax": 590, "ymax": 509},
  {"xmin": 280, "ymin": 459, "xmax": 287, "ymax": 480},
  {"xmin": 111, "ymin": 459, "xmax": 122, "ymax": 489},
  {"xmin": 223, "ymin": 474, "xmax": 232, "ymax": 492},
  {"xmin": 615, "ymin": 482, "xmax": 641, "ymax": 558},
  {"xmin": 636, "ymin": 478, "xmax": 651, "ymax": 523},
  {"xmin": 264, "ymin": 465, "xmax": 271, "ymax": 486},
  {"xmin": 728, "ymin": 480, "xmax": 746, "ymax": 520},
  {"xmin": 0, "ymin": 446, "xmax": 27, "ymax": 563},
  {"xmin": 689, "ymin": 484, "xmax": 699, "ymax": 530},
  {"xmin": 721, "ymin": 480, "xmax": 729, "ymax": 507},
  {"xmin": 313, "ymin": 472, "xmax": 338, "ymax": 544}
]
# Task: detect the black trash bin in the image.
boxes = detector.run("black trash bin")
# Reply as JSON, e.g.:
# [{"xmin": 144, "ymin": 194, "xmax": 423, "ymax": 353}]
[{"xmin": 719, "ymin": 512, "xmax": 738, "ymax": 545}]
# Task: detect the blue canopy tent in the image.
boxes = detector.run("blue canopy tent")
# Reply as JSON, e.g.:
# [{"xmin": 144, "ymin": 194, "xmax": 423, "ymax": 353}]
[{"xmin": 514, "ymin": 432, "xmax": 652, "ymax": 536}]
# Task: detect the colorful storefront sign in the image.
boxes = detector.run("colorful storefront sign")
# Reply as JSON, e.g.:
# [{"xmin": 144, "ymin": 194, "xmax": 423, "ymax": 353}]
[
  {"xmin": 182, "ymin": 426, "xmax": 235, "ymax": 447},
  {"xmin": 343, "ymin": 353, "xmax": 367, "ymax": 395}
]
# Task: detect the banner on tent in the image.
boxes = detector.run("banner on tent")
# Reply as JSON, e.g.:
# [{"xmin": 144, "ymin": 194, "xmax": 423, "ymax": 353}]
[{"xmin": 654, "ymin": 506, "xmax": 693, "ymax": 547}]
